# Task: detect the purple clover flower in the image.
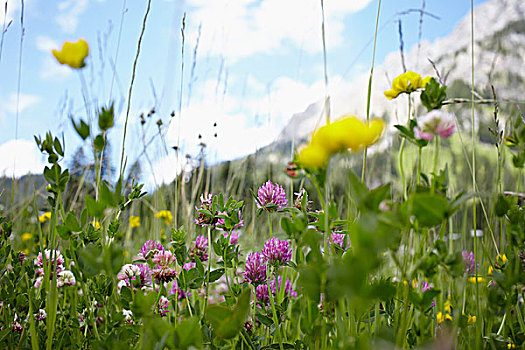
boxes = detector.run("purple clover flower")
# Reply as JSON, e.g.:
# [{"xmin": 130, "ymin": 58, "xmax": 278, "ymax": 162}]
[
  {"xmin": 328, "ymin": 232, "xmax": 349, "ymax": 251},
  {"xmin": 462, "ymin": 250, "xmax": 479, "ymax": 275},
  {"xmin": 169, "ymin": 280, "xmax": 188, "ymax": 300},
  {"xmin": 194, "ymin": 193, "xmax": 217, "ymax": 227},
  {"xmin": 244, "ymin": 252, "xmax": 267, "ymax": 285},
  {"xmin": 257, "ymin": 180, "xmax": 287, "ymax": 212},
  {"xmin": 262, "ymin": 238, "xmax": 291, "ymax": 266},
  {"xmin": 152, "ymin": 250, "xmax": 175, "ymax": 267},
  {"xmin": 190, "ymin": 235, "xmax": 209, "ymax": 262},
  {"xmin": 140, "ymin": 240, "xmax": 165, "ymax": 260},
  {"xmin": 256, "ymin": 276, "xmax": 297, "ymax": 306},
  {"xmin": 216, "ymin": 211, "xmax": 244, "ymax": 231},
  {"xmin": 223, "ymin": 231, "xmax": 239, "ymax": 245},
  {"xmin": 156, "ymin": 296, "xmax": 170, "ymax": 317}
]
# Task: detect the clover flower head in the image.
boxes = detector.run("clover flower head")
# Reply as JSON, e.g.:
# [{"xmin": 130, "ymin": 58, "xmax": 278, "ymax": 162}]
[
  {"xmin": 57, "ymin": 270, "xmax": 76, "ymax": 287},
  {"xmin": 270, "ymin": 276, "xmax": 297, "ymax": 298},
  {"xmin": 35, "ymin": 309, "xmax": 47, "ymax": 321},
  {"xmin": 462, "ymin": 250, "xmax": 479, "ymax": 275},
  {"xmin": 156, "ymin": 296, "xmax": 170, "ymax": 317},
  {"xmin": 137, "ymin": 263, "xmax": 152, "ymax": 286},
  {"xmin": 183, "ymin": 262, "xmax": 196, "ymax": 271},
  {"xmin": 262, "ymin": 238, "xmax": 291, "ymax": 266},
  {"xmin": 152, "ymin": 250, "xmax": 174, "ymax": 267},
  {"xmin": 328, "ymin": 233, "xmax": 349, "ymax": 251},
  {"xmin": 294, "ymin": 189, "xmax": 312, "ymax": 211},
  {"xmin": 35, "ymin": 250, "xmax": 65, "ymax": 276},
  {"xmin": 223, "ymin": 231, "xmax": 239, "ymax": 245},
  {"xmin": 52, "ymin": 39, "xmax": 89, "ymax": 69},
  {"xmin": 244, "ymin": 252, "xmax": 267, "ymax": 285},
  {"xmin": 414, "ymin": 110, "xmax": 455, "ymax": 141},
  {"xmin": 216, "ymin": 211, "xmax": 244, "ymax": 231},
  {"xmin": 384, "ymin": 71, "xmax": 431, "ymax": 100},
  {"xmin": 152, "ymin": 266, "xmax": 177, "ymax": 284},
  {"xmin": 189, "ymin": 235, "xmax": 209, "ymax": 262},
  {"xmin": 122, "ymin": 309, "xmax": 133, "ymax": 324},
  {"xmin": 256, "ymin": 284, "xmax": 270, "ymax": 306},
  {"xmin": 140, "ymin": 240, "xmax": 165, "ymax": 259},
  {"xmin": 194, "ymin": 193, "xmax": 217, "ymax": 227},
  {"xmin": 118, "ymin": 264, "xmax": 141, "ymax": 280},
  {"xmin": 169, "ymin": 280, "xmax": 187, "ymax": 300},
  {"xmin": 257, "ymin": 180, "xmax": 287, "ymax": 211}
]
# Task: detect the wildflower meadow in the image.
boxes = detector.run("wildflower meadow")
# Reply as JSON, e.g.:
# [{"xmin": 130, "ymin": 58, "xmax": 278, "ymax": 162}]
[{"xmin": 1, "ymin": 0, "xmax": 525, "ymax": 349}]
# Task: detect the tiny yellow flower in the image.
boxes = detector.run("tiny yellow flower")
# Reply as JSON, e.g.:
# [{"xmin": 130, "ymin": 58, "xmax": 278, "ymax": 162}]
[
  {"xmin": 52, "ymin": 39, "xmax": 89, "ymax": 69},
  {"xmin": 129, "ymin": 216, "xmax": 140, "ymax": 229},
  {"xmin": 436, "ymin": 312, "xmax": 452, "ymax": 324},
  {"xmin": 21, "ymin": 232, "xmax": 33, "ymax": 242},
  {"xmin": 155, "ymin": 210, "xmax": 173, "ymax": 225},
  {"xmin": 384, "ymin": 71, "xmax": 431, "ymax": 100},
  {"xmin": 93, "ymin": 221, "xmax": 101, "ymax": 230},
  {"xmin": 23, "ymin": 249, "xmax": 29, "ymax": 255},
  {"xmin": 496, "ymin": 253, "xmax": 508, "ymax": 267},
  {"xmin": 468, "ymin": 276, "xmax": 486, "ymax": 284},
  {"xmin": 467, "ymin": 314, "xmax": 476, "ymax": 325},
  {"xmin": 444, "ymin": 299, "xmax": 452, "ymax": 314},
  {"xmin": 39, "ymin": 212, "xmax": 51, "ymax": 223},
  {"xmin": 508, "ymin": 343, "xmax": 516, "ymax": 349},
  {"xmin": 488, "ymin": 266, "xmax": 494, "ymax": 275}
]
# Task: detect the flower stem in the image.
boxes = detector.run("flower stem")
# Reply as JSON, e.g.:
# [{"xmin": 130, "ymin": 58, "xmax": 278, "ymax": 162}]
[
  {"xmin": 267, "ymin": 268, "xmax": 284, "ymax": 350},
  {"xmin": 268, "ymin": 214, "xmax": 273, "ymax": 239}
]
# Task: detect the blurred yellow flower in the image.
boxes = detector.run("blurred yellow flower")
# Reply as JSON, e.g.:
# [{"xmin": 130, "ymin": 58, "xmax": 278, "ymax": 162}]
[
  {"xmin": 39, "ymin": 212, "xmax": 51, "ymax": 223},
  {"xmin": 129, "ymin": 216, "xmax": 140, "ymax": 229},
  {"xmin": 508, "ymin": 343, "xmax": 516, "ymax": 349},
  {"xmin": 496, "ymin": 253, "xmax": 508, "ymax": 265},
  {"xmin": 296, "ymin": 116, "xmax": 385, "ymax": 171},
  {"xmin": 468, "ymin": 276, "xmax": 486, "ymax": 284},
  {"xmin": 93, "ymin": 221, "xmax": 101, "ymax": 230},
  {"xmin": 384, "ymin": 71, "xmax": 431, "ymax": 100},
  {"xmin": 21, "ymin": 232, "xmax": 33, "ymax": 242},
  {"xmin": 155, "ymin": 210, "xmax": 173, "ymax": 225},
  {"xmin": 488, "ymin": 266, "xmax": 494, "ymax": 275},
  {"xmin": 436, "ymin": 312, "xmax": 453, "ymax": 324},
  {"xmin": 52, "ymin": 39, "xmax": 89, "ymax": 69},
  {"xmin": 444, "ymin": 299, "xmax": 452, "ymax": 314},
  {"xmin": 23, "ymin": 249, "xmax": 29, "ymax": 255},
  {"xmin": 467, "ymin": 314, "xmax": 476, "ymax": 325}
]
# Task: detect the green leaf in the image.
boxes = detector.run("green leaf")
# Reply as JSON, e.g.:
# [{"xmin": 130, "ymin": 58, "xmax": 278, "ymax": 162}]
[
  {"xmin": 65, "ymin": 211, "xmax": 81, "ymax": 232},
  {"xmin": 174, "ymin": 317, "xmax": 203, "ymax": 349},
  {"xmin": 85, "ymin": 196, "xmax": 106, "ymax": 218},
  {"xmin": 409, "ymin": 193, "xmax": 449, "ymax": 227},
  {"xmin": 98, "ymin": 104, "xmax": 115, "ymax": 131},
  {"xmin": 71, "ymin": 118, "xmax": 90, "ymax": 140},
  {"xmin": 297, "ymin": 264, "xmax": 321, "ymax": 303},
  {"xmin": 347, "ymin": 170, "xmax": 369, "ymax": 207},
  {"xmin": 94, "ymin": 134, "xmax": 105, "ymax": 152},
  {"xmin": 205, "ymin": 287, "xmax": 251, "ymax": 339},
  {"xmin": 207, "ymin": 268, "xmax": 225, "ymax": 282},
  {"xmin": 495, "ymin": 194, "xmax": 509, "ymax": 217},
  {"xmin": 56, "ymin": 225, "xmax": 71, "ymax": 239}
]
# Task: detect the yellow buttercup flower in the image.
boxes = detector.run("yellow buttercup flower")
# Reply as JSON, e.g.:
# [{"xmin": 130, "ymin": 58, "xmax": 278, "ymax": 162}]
[
  {"xmin": 467, "ymin": 314, "xmax": 476, "ymax": 325},
  {"xmin": 384, "ymin": 71, "xmax": 431, "ymax": 100},
  {"xmin": 21, "ymin": 232, "xmax": 33, "ymax": 242},
  {"xmin": 296, "ymin": 115, "xmax": 385, "ymax": 171},
  {"xmin": 93, "ymin": 221, "xmax": 101, "ymax": 230},
  {"xmin": 129, "ymin": 216, "xmax": 140, "ymax": 229},
  {"xmin": 436, "ymin": 312, "xmax": 453, "ymax": 324},
  {"xmin": 155, "ymin": 210, "xmax": 173, "ymax": 225},
  {"xmin": 52, "ymin": 39, "xmax": 89, "ymax": 69},
  {"xmin": 39, "ymin": 212, "xmax": 51, "ymax": 223},
  {"xmin": 444, "ymin": 299, "xmax": 452, "ymax": 314},
  {"xmin": 468, "ymin": 276, "xmax": 486, "ymax": 284},
  {"xmin": 488, "ymin": 266, "xmax": 494, "ymax": 275}
]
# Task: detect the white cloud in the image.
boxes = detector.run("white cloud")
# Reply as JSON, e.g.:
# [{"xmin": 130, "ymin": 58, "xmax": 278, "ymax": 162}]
[
  {"xmin": 1, "ymin": 93, "xmax": 41, "ymax": 115},
  {"xmin": 56, "ymin": 0, "xmax": 89, "ymax": 33},
  {"xmin": 186, "ymin": 0, "xmax": 372, "ymax": 61},
  {"xmin": 36, "ymin": 35, "xmax": 59, "ymax": 52},
  {"xmin": 0, "ymin": 0, "xmax": 19, "ymax": 25},
  {"xmin": 0, "ymin": 139, "xmax": 45, "ymax": 177}
]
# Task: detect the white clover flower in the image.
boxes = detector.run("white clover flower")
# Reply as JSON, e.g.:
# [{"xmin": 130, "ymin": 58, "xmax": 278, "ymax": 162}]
[{"xmin": 57, "ymin": 270, "xmax": 76, "ymax": 287}]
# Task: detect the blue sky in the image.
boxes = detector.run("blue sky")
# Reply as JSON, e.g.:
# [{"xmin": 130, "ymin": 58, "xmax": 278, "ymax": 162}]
[{"xmin": 0, "ymin": 0, "xmax": 485, "ymax": 185}]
